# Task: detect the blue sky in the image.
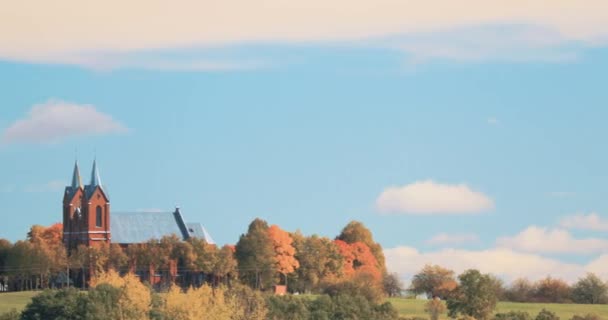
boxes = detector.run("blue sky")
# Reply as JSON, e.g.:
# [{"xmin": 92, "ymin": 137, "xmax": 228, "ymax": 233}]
[{"xmin": 1, "ymin": 1, "xmax": 608, "ymax": 282}]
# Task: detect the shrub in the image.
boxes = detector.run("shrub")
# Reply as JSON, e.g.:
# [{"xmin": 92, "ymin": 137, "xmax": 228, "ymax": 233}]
[
  {"xmin": 494, "ymin": 311, "xmax": 531, "ymax": 320},
  {"xmin": 535, "ymin": 309, "xmax": 559, "ymax": 320},
  {"xmin": 20, "ymin": 288, "xmax": 86, "ymax": 320},
  {"xmin": 266, "ymin": 295, "xmax": 310, "ymax": 320},
  {"xmin": 570, "ymin": 315, "xmax": 601, "ymax": 320}
]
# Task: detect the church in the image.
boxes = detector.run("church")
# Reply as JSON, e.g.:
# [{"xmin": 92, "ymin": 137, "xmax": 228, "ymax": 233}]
[{"xmin": 62, "ymin": 160, "xmax": 214, "ymax": 251}]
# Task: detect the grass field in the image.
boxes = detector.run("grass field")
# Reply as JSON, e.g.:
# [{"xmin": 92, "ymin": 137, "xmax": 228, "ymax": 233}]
[
  {"xmin": 2, "ymin": 292, "xmax": 608, "ymax": 318},
  {"xmin": 0, "ymin": 291, "xmax": 38, "ymax": 314},
  {"xmin": 389, "ymin": 298, "xmax": 608, "ymax": 319}
]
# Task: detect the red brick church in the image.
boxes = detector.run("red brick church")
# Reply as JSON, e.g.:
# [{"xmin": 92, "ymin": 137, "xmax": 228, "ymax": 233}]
[{"xmin": 62, "ymin": 160, "xmax": 214, "ymax": 251}]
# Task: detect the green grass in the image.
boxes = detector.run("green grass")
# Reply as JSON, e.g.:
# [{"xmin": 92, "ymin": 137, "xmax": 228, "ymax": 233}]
[
  {"xmin": 389, "ymin": 298, "xmax": 608, "ymax": 319},
  {"xmin": 0, "ymin": 291, "xmax": 38, "ymax": 314}
]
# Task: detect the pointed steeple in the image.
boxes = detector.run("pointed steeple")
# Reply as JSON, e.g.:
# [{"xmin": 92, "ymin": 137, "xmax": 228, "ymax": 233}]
[
  {"xmin": 90, "ymin": 159, "xmax": 102, "ymax": 188},
  {"xmin": 71, "ymin": 161, "xmax": 83, "ymax": 189}
]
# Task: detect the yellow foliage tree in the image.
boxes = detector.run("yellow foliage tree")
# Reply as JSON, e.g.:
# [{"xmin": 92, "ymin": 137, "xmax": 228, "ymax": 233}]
[
  {"xmin": 162, "ymin": 284, "xmax": 232, "ymax": 320},
  {"xmin": 91, "ymin": 270, "xmax": 152, "ymax": 320}
]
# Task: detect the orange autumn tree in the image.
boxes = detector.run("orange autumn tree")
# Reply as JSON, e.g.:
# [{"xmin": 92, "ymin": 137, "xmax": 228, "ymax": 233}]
[
  {"xmin": 268, "ymin": 225, "xmax": 299, "ymax": 285},
  {"xmin": 334, "ymin": 239, "xmax": 381, "ymax": 283}
]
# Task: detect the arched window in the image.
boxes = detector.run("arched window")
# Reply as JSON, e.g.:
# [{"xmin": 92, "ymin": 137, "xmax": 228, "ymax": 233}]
[{"xmin": 96, "ymin": 206, "xmax": 103, "ymax": 227}]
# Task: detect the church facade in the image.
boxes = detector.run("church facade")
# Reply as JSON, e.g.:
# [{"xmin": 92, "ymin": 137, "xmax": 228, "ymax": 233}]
[{"xmin": 62, "ymin": 161, "xmax": 214, "ymax": 251}]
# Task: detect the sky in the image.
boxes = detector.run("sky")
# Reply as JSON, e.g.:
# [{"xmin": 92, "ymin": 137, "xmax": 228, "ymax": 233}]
[{"xmin": 1, "ymin": 1, "xmax": 608, "ymax": 284}]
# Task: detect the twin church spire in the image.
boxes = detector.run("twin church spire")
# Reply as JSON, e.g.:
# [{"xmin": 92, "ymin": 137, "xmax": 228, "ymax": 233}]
[{"xmin": 70, "ymin": 160, "xmax": 103, "ymax": 191}]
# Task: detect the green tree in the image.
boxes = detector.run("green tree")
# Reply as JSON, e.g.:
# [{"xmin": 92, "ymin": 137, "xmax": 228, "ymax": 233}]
[
  {"xmin": 494, "ymin": 311, "xmax": 531, "ymax": 320},
  {"xmin": 290, "ymin": 233, "xmax": 343, "ymax": 293},
  {"xmin": 20, "ymin": 288, "xmax": 86, "ymax": 320},
  {"xmin": 571, "ymin": 273, "xmax": 608, "ymax": 304},
  {"xmin": 336, "ymin": 221, "xmax": 386, "ymax": 274},
  {"xmin": 235, "ymin": 218, "xmax": 275, "ymax": 290},
  {"xmin": 383, "ymin": 272, "xmax": 404, "ymax": 297},
  {"xmin": 410, "ymin": 264, "xmax": 458, "ymax": 299},
  {"xmin": 83, "ymin": 284, "xmax": 123, "ymax": 320},
  {"xmin": 447, "ymin": 269, "xmax": 498, "ymax": 320}
]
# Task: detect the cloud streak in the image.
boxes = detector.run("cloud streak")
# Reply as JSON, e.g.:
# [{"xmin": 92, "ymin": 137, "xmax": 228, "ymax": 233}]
[
  {"xmin": 1, "ymin": 1, "xmax": 607, "ymax": 66},
  {"xmin": 427, "ymin": 233, "xmax": 479, "ymax": 246},
  {"xmin": 497, "ymin": 226, "xmax": 608, "ymax": 254},
  {"xmin": 2, "ymin": 100, "xmax": 128, "ymax": 144},
  {"xmin": 559, "ymin": 213, "xmax": 608, "ymax": 232},
  {"xmin": 376, "ymin": 180, "xmax": 493, "ymax": 214},
  {"xmin": 385, "ymin": 245, "xmax": 587, "ymax": 284}
]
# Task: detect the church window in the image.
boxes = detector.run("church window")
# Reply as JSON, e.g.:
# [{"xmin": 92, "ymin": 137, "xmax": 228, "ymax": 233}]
[{"xmin": 96, "ymin": 206, "xmax": 103, "ymax": 227}]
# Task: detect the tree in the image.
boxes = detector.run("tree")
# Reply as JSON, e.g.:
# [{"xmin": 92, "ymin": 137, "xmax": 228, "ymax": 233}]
[
  {"xmin": 290, "ymin": 233, "xmax": 343, "ymax": 293},
  {"xmin": 268, "ymin": 225, "xmax": 299, "ymax": 285},
  {"xmin": 505, "ymin": 278, "xmax": 535, "ymax": 302},
  {"xmin": 91, "ymin": 270, "xmax": 152, "ymax": 320},
  {"xmin": 425, "ymin": 298, "xmax": 447, "ymax": 320},
  {"xmin": 494, "ymin": 311, "xmax": 531, "ymax": 320},
  {"xmin": 20, "ymin": 288, "xmax": 86, "ymax": 320},
  {"xmin": 533, "ymin": 276, "xmax": 571, "ymax": 303},
  {"xmin": 213, "ymin": 245, "xmax": 239, "ymax": 285},
  {"xmin": 446, "ymin": 269, "xmax": 498, "ymax": 320},
  {"xmin": 410, "ymin": 265, "xmax": 458, "ymax": 299},
  {"xmin": 571, "ymin": 273, "xmax": 608, "ymax": 304},
  {"xmin": 235, "ymin": 218, "xmax": 275, "ymax": 290},
  {"xmin": 84, "ymin": 283, "xmax": 123, "ymax": 320},
  {"xmin": 334, "ymin": 240, "xmax": 381, "ymax": 282},
  {"xmin": 336, "ymin": 221, "xmax": 386, "ymax": 274},
  {"xmin": 224, "ymin": 282, "xmax": 268, "ymax": 320},
  {"xmin": 383, "ymin": 273, "xmax": 403, "ymax": 297}
]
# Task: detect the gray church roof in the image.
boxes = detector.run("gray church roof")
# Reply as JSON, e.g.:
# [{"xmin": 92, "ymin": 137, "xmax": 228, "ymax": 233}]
[{"xmin": 111, "ymin": 209, "xmax": 214, "ymax": 244}]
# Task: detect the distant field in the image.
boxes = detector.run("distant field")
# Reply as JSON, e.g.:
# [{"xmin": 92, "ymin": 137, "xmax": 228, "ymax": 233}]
[
  {"xmin": 0, "ymin": 291, "xmax": 37, "ymax": 314},
  {"xmin": 389, "ymin": 298, "xmax": 608, "ymax": 319},
  {"xmin": 2, "ymin": 291, "xmax": 608, "ymax": 318}
]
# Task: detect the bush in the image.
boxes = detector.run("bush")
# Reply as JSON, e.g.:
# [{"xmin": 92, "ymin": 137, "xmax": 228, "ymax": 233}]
[
  {"xmin": 266, "ymin": 295, "xmax": 310, "ymax": 320},
  {"xmin": 321, "ymin": 272, "xmax": 385, "ymax": 303},
  {"xmin": 570, "ymin": 315, "xmax": 601, "ymax": 320},
  {"xmin": 535, "ymin": 309, "xmax": 559, "ymax": 320},
  {"xmin": 20, "ymin": 288, "xmax": 87, "ymax": 320},
  {"xmin": 571, "ymin": 273, "xmax": 608, "ymax": 304},
  {"xmin": 494, "ymin": 311, "xmax": 531, "ymax": 320}
]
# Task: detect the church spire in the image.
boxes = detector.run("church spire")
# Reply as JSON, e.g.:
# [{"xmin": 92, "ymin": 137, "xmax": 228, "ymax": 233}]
[
  {"xmin": 71, "ymin": 160, "xmax": 83, "ymax": 189},
  {"xmin": 90, "ymin": 159, "xmax": 102, "ymax": 187}
]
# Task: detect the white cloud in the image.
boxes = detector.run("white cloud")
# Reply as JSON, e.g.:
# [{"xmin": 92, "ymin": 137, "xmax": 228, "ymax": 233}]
[
  {"xmin": 547, "ymin": 191, "xmax": 576, "ymax": 198},
  {"xmin": 2, "ymin": 100, "xmax": 128, "ymax": 144},
  {"xmin": 587, "ymin": 255, "xmax": 608, "ymax": 280},
  {"xmin": 497, "ymin": 226, "xmax": 608, "ymax": 254},
  {"xmin": 385, "ymin": 245, "xmax": 586, "ymax": 283},
  {"xmin": 24, "ymin": 180, "xmax": 66, "ymax": 193},
  {"xmin": 487, "ymin": 117, "xmax": 499, "ymax": 125},
  {"xmin": 1, "ymin": 1, "xmax": 608, "ymax": 65},
  {"xmin": 376, "ymin": 180, "xmax": 493, "ymax": 214},
  {"xmin": 559, "ymin": 213, "xmax": 608, "ymax": 232},
  {"xmin": 427, "ymin": 233, "xmax": 479, "ymax": 246}
]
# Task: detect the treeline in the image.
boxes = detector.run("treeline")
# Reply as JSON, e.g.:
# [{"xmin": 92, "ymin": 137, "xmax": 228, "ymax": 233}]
[
  {"xmin": 0, "ymin": 219, "xmax": 393, "ymax": 299},
  {"xmin": 0, "ymin": 270, "xmax": 401, "ymax": 320},
  {"xmin": 409, "ymin": 264, "xmax": 608, "ymax": 305}
]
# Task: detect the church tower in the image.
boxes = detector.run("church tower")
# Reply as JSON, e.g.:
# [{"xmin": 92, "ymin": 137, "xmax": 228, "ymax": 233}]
[{"xmin": 63, "ymin": 160, "xmax": 111, "ymax": 251}]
